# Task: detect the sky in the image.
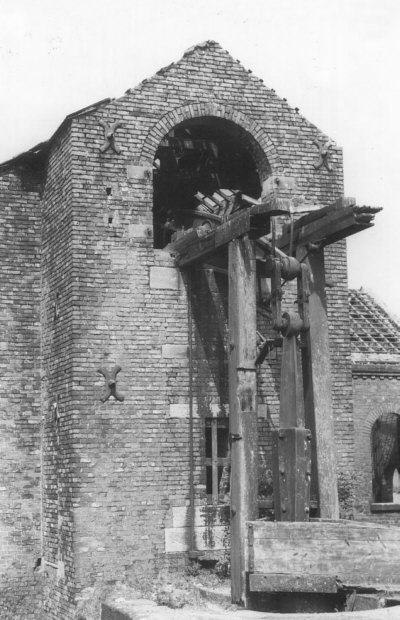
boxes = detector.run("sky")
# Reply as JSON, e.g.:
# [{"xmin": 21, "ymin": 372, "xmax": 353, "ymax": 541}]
[{"xmin": 1, "ymin": 0, "xmax": 399, "ymax": 317}]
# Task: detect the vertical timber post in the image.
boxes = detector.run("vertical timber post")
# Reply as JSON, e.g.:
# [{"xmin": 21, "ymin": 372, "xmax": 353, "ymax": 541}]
[
  {"xmin": 229, "ymin": 236, "xmax": 258, "ymax": 606},
  {"xmin": 272, "ymin": 331, "xmax": 311, "ymax": 522},
  {"xmin": 300, "ymin": 249, "xmax": 339, "ymax": 519}
]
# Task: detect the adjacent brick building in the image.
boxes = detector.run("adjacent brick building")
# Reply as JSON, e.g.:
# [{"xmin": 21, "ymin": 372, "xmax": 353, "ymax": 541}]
[
  {"xmin": 0, "ymin": 41, "xmax": 398, "ymax": 618},
  {"xmin": 350, "ymin": 289, "xmax": 400, "ymax": 519}
]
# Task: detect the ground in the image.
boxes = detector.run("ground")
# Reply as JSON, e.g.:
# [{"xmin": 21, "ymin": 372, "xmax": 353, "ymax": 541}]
[{"xmin": 75, "ymin": 563, "xmax": 233, "ymax": 620}]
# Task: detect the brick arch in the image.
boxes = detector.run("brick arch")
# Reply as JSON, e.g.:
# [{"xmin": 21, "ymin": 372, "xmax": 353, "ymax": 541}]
[
  {"xmin": 139, "ymin": 101, "xmax": 284, "ymax": 178},
  {"xmin": 354, "ymin": 404, "xmax": 400, "ymax": 509},
  {"xmin": 362, "ymin": 404, "xmax": 400, "ymax": 441}
]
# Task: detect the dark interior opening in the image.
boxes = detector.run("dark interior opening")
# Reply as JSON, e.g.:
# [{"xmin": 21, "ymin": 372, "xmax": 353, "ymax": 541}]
[
  {"xmin": 205, "ymin": 417, "xmax": 230, "ymax": 502},
  {"xmin": 372, "ymin": 413, "xmax": 400, "ymax": 502},
  {"xmin": 153, "ymin": 117, "xmax": 262, "ymax": 248}
]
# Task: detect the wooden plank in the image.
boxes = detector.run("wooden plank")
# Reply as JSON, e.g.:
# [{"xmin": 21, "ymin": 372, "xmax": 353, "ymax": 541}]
[
  {"xmin": 320, "ymin": 222, "xmax": 373, "ymax": 246},
  {"xmin": 251, "ymin": 520, "xmax": 400, "ymax": 540},
  {"xmin": 279, "ymin": 335, "xmax": 305, "ymax": 427},
  {"xmin": 252, "ymin": 539, "xmax": 400, "ymax": 573},
  {"xmin": 277, "ymin": 206, "xmax": 375, "ymax": 253},
  {"xmin": 352, "ymin": 595, "xmax": 385, "ymax": 611},
  {"xmin": 252, "ymin": 544, "xmax": 400, "ymax": 586},
  {"xmin": 175, "ymin": 232, "xmax": 216, "ymax": 266},
  {"xmin": 228, "ymin": 236, "xmax": 258, "ymax": 606},
  {"xmin": 173, "ymin": 200, "xmax": 290, "ymax": 267},
  {"xmin": 215, "ymin": 210, "xmax": 251, "ymax": 247},
  {"xmin": 277, "ymin": 208, "xmax": 350, "ymax": 251},
  {"xmin": 249, "ymin": 520, "xmax": 400, "ymax": 588},
  {"xmin": 299, "ymin": 248, "xmax": 339, "ymax": 519},
  {"xmin": 291, "ymin": 197, "xmax": 356, "ymax": 231},
  {"xmin": 272, "ymin": 427, "xmax": 311, "ymax": 521},
  {"xmin": 249, "ymin": 573, "xmax": 338, "ymax": 593}
]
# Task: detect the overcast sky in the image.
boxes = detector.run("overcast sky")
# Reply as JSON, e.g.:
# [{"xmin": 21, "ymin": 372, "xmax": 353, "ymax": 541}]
[{"xmin": 1, "ymin": 0, "xmax": 399, "ymax": 316}]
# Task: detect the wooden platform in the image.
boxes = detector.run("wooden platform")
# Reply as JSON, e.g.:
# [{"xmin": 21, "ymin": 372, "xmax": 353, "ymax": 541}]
[{"xmin": 248, "ymin": 520, "xmax": 400, "ymax": 592}]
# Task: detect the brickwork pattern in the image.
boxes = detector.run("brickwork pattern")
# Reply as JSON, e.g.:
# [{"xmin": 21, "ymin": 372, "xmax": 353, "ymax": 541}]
[
  {"xmin": 60, "ymin": 41, "xmax": 346, "ymax": 610},
  {"xmin": 0, "ymin": 166, "xmax": 43, "ymax": 618},
  {"xmin": 325, "ymin": 241, "xmax": 354, "ymax": 473},
  {"xmin": 353, "ymin": 376, "xmax": 400, "ymax": 514},
  {"xmin": 41, "ymin": 126, "xmax": 79, "ymax": 619},
  {"xmin": 0, "ymin": 41, "xmax": 354, "ymax": 618}
]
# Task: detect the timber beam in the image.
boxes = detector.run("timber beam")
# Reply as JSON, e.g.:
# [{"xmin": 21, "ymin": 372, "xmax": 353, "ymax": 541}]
[
  {"xmin": 171, "ymin": 197, "xmax": 291, "ymax": 267},
  {"xmin": 229, "ymin": 236, "xmax": 258, "ymax": 606},
  {"xmin": 277, "ymin": 197, "xmax": 382, "ymax": 254},
  {"xmin": 171, "ymin": 196, "xmax": 382, "ymax": 268}
]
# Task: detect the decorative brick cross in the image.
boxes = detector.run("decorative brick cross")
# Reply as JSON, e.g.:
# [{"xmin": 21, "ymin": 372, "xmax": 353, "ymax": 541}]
[
  {"xmin": 97, "ymin": 365, "xmax": 125, "ymax": 402},
  {"xmin": 99, "ymin": 120, "xmax": 123, "ymax": 154},
  {"xmin": 313, "ymin": 137, "xmax": 333, "ymax": 171}
]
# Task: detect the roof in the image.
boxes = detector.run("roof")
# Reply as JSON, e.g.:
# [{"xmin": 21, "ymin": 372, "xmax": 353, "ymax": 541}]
[{"xmin": 350, "ymin": 288, "xmax": 400, "ymax": 371}]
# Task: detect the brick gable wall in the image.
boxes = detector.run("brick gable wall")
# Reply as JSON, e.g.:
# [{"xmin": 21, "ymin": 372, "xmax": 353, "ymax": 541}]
[{"xmin": 1, "ymin": 41, "xmax": 356, "ymax": 618}]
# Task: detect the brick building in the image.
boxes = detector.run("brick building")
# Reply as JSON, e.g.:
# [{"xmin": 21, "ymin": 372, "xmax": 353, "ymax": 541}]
[
  {"xmin": 0, "ymin": 41, "xmax": 398, "ymax": 618},
  {"xmin": 350, "ymin": 289, "xmax": 400, "ymax": 518}
]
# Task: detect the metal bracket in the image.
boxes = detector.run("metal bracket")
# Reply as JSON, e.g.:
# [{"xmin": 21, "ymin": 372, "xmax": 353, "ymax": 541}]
[{"xmin": 255, "ymin": 334, "xmax": 282, "ymax": 366}]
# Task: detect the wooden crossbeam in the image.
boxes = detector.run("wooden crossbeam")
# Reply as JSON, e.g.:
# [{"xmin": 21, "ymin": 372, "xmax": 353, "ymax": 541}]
[
  {"xmin": 171, "ymin": 198, "xmax": 291, "ymax": 267},
  {"xmin": 277, "ymin": 199, "xmax": 382, "ymax": 253},
  {"xmin": 172, "ymin": 196, "xmax": 381, "ymax": 267}
]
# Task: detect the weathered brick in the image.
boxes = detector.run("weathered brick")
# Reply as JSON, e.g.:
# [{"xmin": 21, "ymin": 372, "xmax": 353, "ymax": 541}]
[{"xmin": 0, "ymin": 40, "xmax": 393, "ymax": 620}]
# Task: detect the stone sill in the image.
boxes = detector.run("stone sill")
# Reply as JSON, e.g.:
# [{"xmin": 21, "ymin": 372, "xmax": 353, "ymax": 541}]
[{"xmin": 370, "ymin": 503, "xmax": 400, "ymax": 513}]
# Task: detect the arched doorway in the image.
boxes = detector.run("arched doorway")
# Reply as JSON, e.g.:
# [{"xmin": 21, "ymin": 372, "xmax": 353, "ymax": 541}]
[{"xmin": 371, "ymin": 412, "xmax": 400, "ymax": 502}]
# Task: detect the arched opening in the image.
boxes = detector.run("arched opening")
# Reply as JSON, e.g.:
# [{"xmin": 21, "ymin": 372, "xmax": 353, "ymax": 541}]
[
  {"xmin": 371, "ymin": 412, "xmax": 400, "ymax": 502},
  {"xmin": 152, "ymin": 116, "xmax": 267, "ymax": 248}
]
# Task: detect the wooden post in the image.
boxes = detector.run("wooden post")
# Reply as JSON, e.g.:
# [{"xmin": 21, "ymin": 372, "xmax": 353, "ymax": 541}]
[
  {"xmin": 272, "ymin": 334, "xmax": 311, "ymax": 522},
  {"xmin": 229, "ymin": 236, "xmax": 258, "ymax": 606},
  {"xmin": 300, "ymin": 249, "xmax": 339, "ymax": 519}
]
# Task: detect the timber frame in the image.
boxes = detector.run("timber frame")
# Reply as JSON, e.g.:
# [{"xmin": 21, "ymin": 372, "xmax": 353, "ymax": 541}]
[{"xmin": 170, "ymin": 194, "xmax": 381, "ymax": 606}]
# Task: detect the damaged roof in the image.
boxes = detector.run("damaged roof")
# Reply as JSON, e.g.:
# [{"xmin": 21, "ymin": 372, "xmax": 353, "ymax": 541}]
[
  {"xmin": 350, "ymin": 288, "xmax": 400, "ymax": 369},
  {"xmin": 0, "ymin": 42, "xmax": 228, "ymax": 173},
  {"xmin": 0, "ymin": 98, "xmax": 112, "ymax": 173}
]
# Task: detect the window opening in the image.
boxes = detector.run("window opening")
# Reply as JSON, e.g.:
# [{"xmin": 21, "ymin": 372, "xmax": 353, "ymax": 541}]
[
  {"xmin": 205, "ymin": 417, "xmax": 230, "ymax": 504},
  {"xmin": 372, "ymin": 413, "xmax": 400, "ymax": 502}
]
